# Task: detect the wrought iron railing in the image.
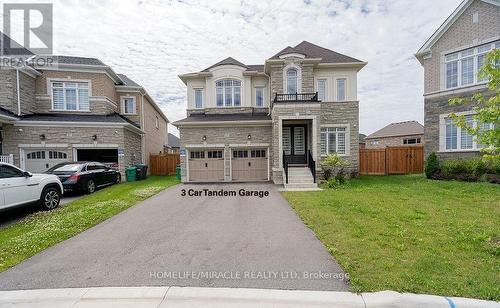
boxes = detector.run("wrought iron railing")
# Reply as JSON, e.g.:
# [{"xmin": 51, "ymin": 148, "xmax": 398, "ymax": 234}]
[
  {"xmin": 308, "ymin": 150, "xmax": 316, "ymax": 183},
  {"xmin": 283, "ymin": 151, "xmax": 289, "ymax": 184},
  {"xmin": 274, "ymin": 92, "xmax": 319, "ymax": 103}
]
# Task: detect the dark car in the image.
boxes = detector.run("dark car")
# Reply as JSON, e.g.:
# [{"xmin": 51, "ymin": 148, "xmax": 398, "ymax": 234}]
[{"xmin": 46, "ymin": 162, "xmax": 121, "ymax": 194}]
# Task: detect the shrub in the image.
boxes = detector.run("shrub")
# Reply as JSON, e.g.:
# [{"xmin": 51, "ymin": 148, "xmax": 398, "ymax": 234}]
[
  {"xmin": 425, "ymin": 153, "xmax": 440, "ymax": 179},
  {"xmin": 326, "ymin": 171, "xmax": 347, "ymax": 189},
  {"xmin": 323, "ymin": 169, "xmax": 332, "ymax": 181},
  {"xmin": 484, "ymin": 155, "xmax": 500, "ymax": 174}
]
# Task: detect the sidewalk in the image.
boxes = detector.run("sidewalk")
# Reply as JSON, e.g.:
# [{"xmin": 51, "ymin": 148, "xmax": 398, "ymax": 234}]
[{"xmin": 0, "ymin": 287, "xmax": 498, "ymax": 308}]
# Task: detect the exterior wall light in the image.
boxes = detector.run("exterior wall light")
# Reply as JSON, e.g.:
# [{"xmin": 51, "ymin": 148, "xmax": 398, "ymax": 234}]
[
  {"xmin": 247, "ymin": 134, "xmax": 251, "ymax": 140},
  {"xmin": 202, "ymin": 135, "xmax": 207, "ymax": 141},
  {"xmin": 39, "ymin": 134, "xmax": 46, "ymax": 141},
  {"xmin": 92, "ymin": 134, "xmax": 98, "ymax": 141}
]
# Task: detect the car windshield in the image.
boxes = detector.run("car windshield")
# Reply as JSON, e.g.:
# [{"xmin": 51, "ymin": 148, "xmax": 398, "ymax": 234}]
[{"xmin": 48, "ymin": 164, "xmax": 82, "ymax": 172}]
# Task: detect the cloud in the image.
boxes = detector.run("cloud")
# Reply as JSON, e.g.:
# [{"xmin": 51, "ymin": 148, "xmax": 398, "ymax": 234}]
[{"xmin": 8, "ymin": 0, "xmax": 463, "ymax": 135}]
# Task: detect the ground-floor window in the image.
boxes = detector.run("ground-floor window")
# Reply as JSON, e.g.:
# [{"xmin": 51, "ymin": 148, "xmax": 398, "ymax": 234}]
[
  {"xmin": 321, "ymin": 126, "xmax": 348, "ymax": 155},
  {"xmin": 441, "ymin": 113, "xmax": 493, "ymax": 151},
  {"xmin": 403, "ymin": 137, "xmax": 421, "ymax": 145}
]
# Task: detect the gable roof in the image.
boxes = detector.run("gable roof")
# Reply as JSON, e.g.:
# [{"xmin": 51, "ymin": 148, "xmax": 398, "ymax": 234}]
[
  {"xmin": 415, "ymin": 0, "xmax": 500, "ymax": 61},
  {"xmin": 270, "ymin": 41, "xmax": 363, "ymax": 63},
  {"xmin": 167, "ymin": 133, "xmax": 180, "ymax": 148},
  {"xmin": 117, "ymin": 73, "xmax": 141, "ymax": 87},
  {"xmin": 202, "ymin": 57, "xmax": 248, "ymax": 71},
  {"xmin": 366, "ymin": 121, "xmax": 424, "ymax": 139}
]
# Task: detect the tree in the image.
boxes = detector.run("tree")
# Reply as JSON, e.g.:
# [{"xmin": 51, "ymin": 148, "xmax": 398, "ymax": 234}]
[{"xmin": 448, "ymin": 49, "xmax": 500, "ymax": 155}]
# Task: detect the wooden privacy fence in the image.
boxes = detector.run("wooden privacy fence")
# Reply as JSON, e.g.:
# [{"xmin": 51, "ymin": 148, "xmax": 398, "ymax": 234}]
[
  {"xmin": 359, "ymin": 146, "xmax": 424, "ymax": 175},
  {"xmin": 149, "ymin": 154, "xmax": 180, "ymax": 175}
]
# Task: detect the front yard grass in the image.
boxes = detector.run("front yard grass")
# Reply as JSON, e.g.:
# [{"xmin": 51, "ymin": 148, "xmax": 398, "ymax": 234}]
[
  {"xmin": 0, "ymin": 175, "xmax": 179, "ymax": 273},
  {"xmin": 283, "ymin": 175, "xmax": 499, "ymax": 300}
]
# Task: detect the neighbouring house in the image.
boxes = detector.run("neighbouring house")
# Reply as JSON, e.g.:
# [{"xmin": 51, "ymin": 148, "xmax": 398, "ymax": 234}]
[
  {"xmin": 359, "ymin": 133, "xmax": 366, "ymax": 149},
  {"xmin": 365, "ymin": 121, "xmax": 424, "ymax": 149},
  {"xmin": 415, "ymin": 0, "xmax": 499, "ymax": 160},
  {"xmin": 0, "ymin": 54, "xmax": 169, "ymax": 177},
  {"xmin": 165, "ymin": 133, "xmax": 180, "ymax": 154},
  {"xmin": 174, "ymin": 41, "xmax": 366, "ymax": 189}
]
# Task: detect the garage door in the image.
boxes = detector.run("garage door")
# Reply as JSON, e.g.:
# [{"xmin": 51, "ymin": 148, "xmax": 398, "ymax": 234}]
[
  {"xmin": 188, "ymin": 149, "xmax": 224, "ymax": 182},
  {"xmin": 25, "ymin": 150, "xmax": 69, "ymax": 173},
  {"xmin": 231, "ymin": 148, "xmax": 268, "ymax": 181},
  {"xmin": 76, "ymin": 149, "xmax": 119, "ymax": 169}
]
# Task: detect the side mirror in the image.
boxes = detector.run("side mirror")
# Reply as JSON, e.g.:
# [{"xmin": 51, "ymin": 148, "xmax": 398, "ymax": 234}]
[{"xmin": 23, "ymin": 171, "xmax": 32, "ymax": 177}]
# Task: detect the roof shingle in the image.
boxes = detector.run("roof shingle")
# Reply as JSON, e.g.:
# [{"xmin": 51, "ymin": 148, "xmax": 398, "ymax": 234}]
[
  {"xmin": 366, "ymin": 121, "xmax": 424, "ymax": 139},
  {"xmin": 270, "ymin": 41, "xmax": 363, "ymax": 63}
]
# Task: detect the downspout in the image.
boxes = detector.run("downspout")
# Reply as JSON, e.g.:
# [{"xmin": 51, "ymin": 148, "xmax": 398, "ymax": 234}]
[
  {"xmin": 141, "ymin": 92, "xmax": 146, "ymax": 164},
  {"xmin": 263, "ymin": 71, "xmax": 271, "ymax": 116},
  {"xmin": 16, "ymin": 68, "xmax": 21, "ymax": 116}
]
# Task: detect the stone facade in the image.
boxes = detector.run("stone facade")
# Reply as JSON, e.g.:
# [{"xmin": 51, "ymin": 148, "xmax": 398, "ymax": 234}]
[
  {"xmin": 1, "ymin": 124, "xmax": 141, "ymax": 178},
  {"xmin": 179, "ymin": 125, "xmax": 272, "ymax": 182},
  {"xmin": 424, "ymin": 89, "xmax": 491, "ymax": 160},
  {"xmin": 187, "ymin": 107, "xmax": 268, "ymax": 116},
  {"xmin": 365, "ymin": 134, "xmax": 424, "ymax": 149}
]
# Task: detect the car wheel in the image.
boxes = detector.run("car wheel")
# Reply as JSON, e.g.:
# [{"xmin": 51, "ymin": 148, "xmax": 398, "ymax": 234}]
[
  {"xmin": 86, "ymin": 179, "xmax": 96, "ymax": 194},
  {"xmin": 40, "ymin": 187, "xmax": 61, "ymax": 210},
  {"xmin": 116, "ymin": 174, "xmax": 121, "ymax": 184}
]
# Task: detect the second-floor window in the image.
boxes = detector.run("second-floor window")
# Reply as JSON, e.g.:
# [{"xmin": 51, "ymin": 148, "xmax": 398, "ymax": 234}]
[
  {"xmin": 317, "ymin": 79, "xmax": 327, "ymax": 101},
  {"xmin": 194, "ymin": 89, "xmax": 203, "ymax": 108},
  {"xmin": 122, "ymin": 97, "xmax": 136, "ymax": 114},
  {"xmin": 286, "ymin": 69, "xmax": 298, "ymax": 94},
  {"xmin": 445, "ymin": 40, "xmax": 499, "ymax": 89},
  {"xmin": 255, "ymin": 87, "xmax": 264, "ymax": 107},
  {"xmin": 216, "ymin": 79, "xmax": 241, "ymax": 107},
  {"xmin": 336, "ymin": 78, "xmax": 346, "ymax": 101},
  {"xmin": 52, "ymin": 81, "xmax": 89, "ymax": 111}
]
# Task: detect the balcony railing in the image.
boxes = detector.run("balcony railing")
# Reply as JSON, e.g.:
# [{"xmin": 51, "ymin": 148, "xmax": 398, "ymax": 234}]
[
  {"xmin": 0, "ymin": 154, "xmax": 14, "ymax": 164},
  {"xmin": 274, "ymin": 92, "xmax": 319, "ymax": 103}
]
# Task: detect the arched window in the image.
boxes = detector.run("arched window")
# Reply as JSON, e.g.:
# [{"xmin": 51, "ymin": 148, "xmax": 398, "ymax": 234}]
[
  {"xmin": 286, "ymin": 69, "xmax": 298, "ymax": 94},
  {"xmin": 216, "ymin": 79, "xmax": 241, "ymax": 107}
]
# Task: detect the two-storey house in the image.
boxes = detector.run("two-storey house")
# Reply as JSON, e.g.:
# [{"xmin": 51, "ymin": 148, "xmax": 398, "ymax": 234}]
[
  {"xmin": 415, "ymin": 0, "xmax": 499, "ymax": 160},
  {"xmin": 0, "ymin": 55, "xmax": 169, "ymax": 177},
  {"xmin": 174, "ymin": 41, "xmax": 366, "ymax": 189}
]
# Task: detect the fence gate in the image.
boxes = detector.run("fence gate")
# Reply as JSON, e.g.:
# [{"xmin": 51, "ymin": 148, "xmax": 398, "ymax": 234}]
[
  {"xmin": 149, "ymin": 154, "xmax": 180, "ymax": 175},
  {"xmin": 359, "ymin": 146, "xmax": 424, "ymax": 175}
]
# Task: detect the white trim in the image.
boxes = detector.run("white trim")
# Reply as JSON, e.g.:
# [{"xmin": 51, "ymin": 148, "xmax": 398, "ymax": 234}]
[
  {"xmin": 424, "ymin": 82, "xmax": 488, "ymax": 98},
  {"xmin": 228, "ymin": 143, "xmax": 270, "ymax": 147},
  {"xmin": 335, "ymin": 78, "xmax": 347, "ymax": 101},
  {"xmin": 415, "ymin": 0, "xmax": 500, "ymax": 58},
  {"xmin": 73, "ymin": 144, "xmax": 119, "ymax": 148},
  {"xmin": 438, "ymin": 110, "xmax": 487, "ymax": 152},
  {"xmin": 316, "ymin": 78, "xmax": 327, "ymax": 101},
  {"xmin": 283, "ymin": 63, "xmax": 302, "ymax": 94},
  {"xmin": 278, "ymin": 53, "xmax": 306, "ymax": 59},
  {"xmin": 214, "ymin": 77, "xmax": 243, "ymax": 108},
  {"xmin": 18, "ymin": 143, "xmax": 68, "ymax": 148},
  {"xmin": 254, "ymin": 86, "xmax": 265, "ymax": 107},
  {"xmin": 185, "ymin": 144, "xmax": 226, "ymax": 148},
  {"xmin": 273, "ymin": 103, "xmax": 321, "ymax": 108},
  {"xmin": 193, "ymin": 88, "xmax": 204, "ymax": 109},
  {"xmin": 89, "ymin": 96, "xmax": 118, "ymax": 108},
  {"xmin": 320, "ymin": 124, "xmax": 351, "ymax": 157},
  {"xmin": 48, "ymin": 78, "xmax": 92, "ymax": 112},
  {"xmin": 121, "ymin": 96, "xmax": 137, "ymax": 115}
]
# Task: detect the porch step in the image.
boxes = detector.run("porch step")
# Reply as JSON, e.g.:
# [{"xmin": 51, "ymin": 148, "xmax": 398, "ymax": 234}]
[{"xmin": 284, "ymin": 167, "xmax": 318, "ymax": 190}]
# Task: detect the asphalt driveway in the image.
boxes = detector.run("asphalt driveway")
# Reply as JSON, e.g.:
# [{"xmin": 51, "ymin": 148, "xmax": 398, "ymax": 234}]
[{"xmin": 0, "ymin": 183, "xmax": 348, "ymax": 291}]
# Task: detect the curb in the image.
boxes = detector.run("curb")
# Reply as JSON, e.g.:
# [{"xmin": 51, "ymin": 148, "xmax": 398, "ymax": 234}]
[{"xmin": 0, "ymin": 287, "xmax": 498, "ymax": 307}]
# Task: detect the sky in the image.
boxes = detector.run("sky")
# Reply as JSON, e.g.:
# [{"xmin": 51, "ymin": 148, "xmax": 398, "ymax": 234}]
[{"xmin": 3, "ymin": 0, "xmax": 464, "ymax": 136}]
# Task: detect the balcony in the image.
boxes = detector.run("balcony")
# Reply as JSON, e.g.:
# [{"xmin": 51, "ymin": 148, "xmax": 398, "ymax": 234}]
[{"xmin": 273, "ymin": 92, "xmax": 319, "ymax": 103}]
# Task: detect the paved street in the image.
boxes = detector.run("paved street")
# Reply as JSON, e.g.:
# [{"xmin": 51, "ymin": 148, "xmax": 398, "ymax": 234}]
[{"xmin": 0, "ymin": 183, "xmax": 348, "ymax": 291}]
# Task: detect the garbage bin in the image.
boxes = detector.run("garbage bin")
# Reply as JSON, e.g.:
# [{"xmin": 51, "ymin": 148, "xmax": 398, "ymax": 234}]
[
  {"xmin": 176, "ymin": 165, "xmax": 181, "ymax": 180},
  {"xmin": 126, "ymin": 166, "xmax": 137, "ymax": 182},
  {"xmin": 134, "ymin": 164, "xmax": 148, "ymax": 180}
]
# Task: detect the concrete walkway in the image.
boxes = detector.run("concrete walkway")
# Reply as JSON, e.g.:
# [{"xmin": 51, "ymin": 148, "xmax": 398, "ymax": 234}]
[
  {"xmin": 0, "ymin": 183, "xmax": 347, "ymax": 291},
  {"xmin": 0, "ymin": 287, "xmax": 497, "ymax": 308}
]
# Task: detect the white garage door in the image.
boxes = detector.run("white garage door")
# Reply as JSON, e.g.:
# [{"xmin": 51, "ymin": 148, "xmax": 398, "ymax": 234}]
[{"xmin": 25, "ymin": 150, "xmax": 69, "ymax": 173}]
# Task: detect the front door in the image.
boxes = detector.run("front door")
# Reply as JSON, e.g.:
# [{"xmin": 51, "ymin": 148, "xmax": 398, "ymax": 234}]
[{"xmin": 283, "ymin": 125, "xmax": 307, "ymax": 164}]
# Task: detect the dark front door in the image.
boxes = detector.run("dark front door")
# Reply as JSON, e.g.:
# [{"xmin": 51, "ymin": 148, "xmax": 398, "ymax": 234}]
[{"xmin": 283, "ymin": 125, "xmax": 307, "ymax": 164}]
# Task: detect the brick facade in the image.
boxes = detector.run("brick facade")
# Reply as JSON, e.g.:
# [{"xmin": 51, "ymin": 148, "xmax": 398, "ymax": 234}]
[{"xmin": 365, "ymin": 134, "xmax": 424, "ymax": 149}]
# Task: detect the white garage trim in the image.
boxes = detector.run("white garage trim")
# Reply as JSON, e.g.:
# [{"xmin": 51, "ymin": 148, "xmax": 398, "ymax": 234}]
[
  {"xmin": 185, "ymin": 144, "xmax": 225, "ymax": 148},
  {"xmin": 19, "ymin": 143, "xmax": 68, "ymax": 148},
  {"xmin": 229, "ymin": 143, "xmax": 270, "ymax": 147},
  {"xmin": 73, "ymin": 143, "xmax": 119, "ymax": 148}
]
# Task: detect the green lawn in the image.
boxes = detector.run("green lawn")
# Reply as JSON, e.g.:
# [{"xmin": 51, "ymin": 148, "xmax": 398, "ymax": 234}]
[
  {"xmin": 0, "ymin": 176, "xmax": 179, "ymax": 273},
  {"xmin": 283, "ymin": 175, "xmax": 500, "ymax": 300}
]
